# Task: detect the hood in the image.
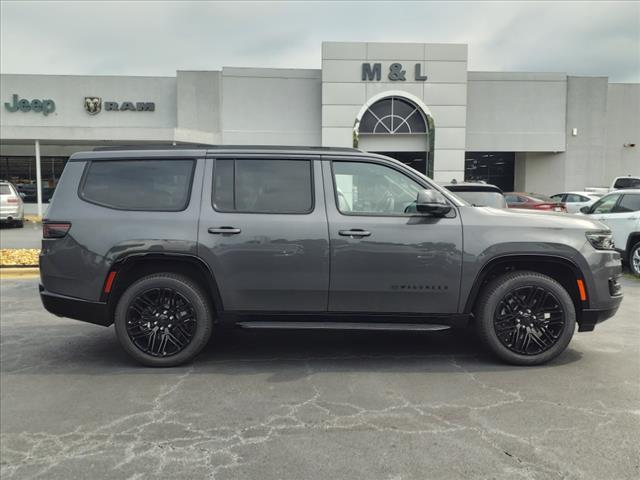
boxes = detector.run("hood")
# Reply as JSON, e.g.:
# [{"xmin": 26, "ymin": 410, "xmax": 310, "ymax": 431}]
[{"xmin": 468, "ymin": 206, "xmax": 609, "ymax": 232}]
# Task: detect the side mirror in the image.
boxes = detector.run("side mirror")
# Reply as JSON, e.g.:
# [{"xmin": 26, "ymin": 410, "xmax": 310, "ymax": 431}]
[
  {"xmin": 415, "ymin": 190, "xmax": 452, "ymax": 216},
  {"xmin": 579, "ymin": 206, "xmax": 591, "ymax": 214}
]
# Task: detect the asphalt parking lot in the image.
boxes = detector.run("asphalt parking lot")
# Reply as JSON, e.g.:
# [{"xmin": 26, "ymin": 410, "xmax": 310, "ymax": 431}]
[{"xmin": 1, "ymin": 276, "xmax": 639, "ymax": 480}]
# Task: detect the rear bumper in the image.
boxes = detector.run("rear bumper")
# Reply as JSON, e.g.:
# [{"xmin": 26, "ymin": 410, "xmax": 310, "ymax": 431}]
[
  {"xmin": 577, "ymin": 295, "xmax": 623, "ymax": 332},
  {"xmin": 39, "ymin": 285, "xmax": 112, "ymax": 327}
]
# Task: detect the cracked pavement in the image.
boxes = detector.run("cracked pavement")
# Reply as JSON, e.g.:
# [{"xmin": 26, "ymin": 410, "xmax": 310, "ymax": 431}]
[{"xmin": 1, "ymin": 276, "xmax": 639, "ymax": 479}]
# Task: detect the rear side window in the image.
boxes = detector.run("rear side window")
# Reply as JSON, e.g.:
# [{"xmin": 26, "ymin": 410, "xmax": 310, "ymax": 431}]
[
  {"xmin": 212, "ymin": 159, "xmax": 313, "ymax": 214},
  {"xmin": 80, "ymin": 159, "xmax": 195, "ymax": 211}
]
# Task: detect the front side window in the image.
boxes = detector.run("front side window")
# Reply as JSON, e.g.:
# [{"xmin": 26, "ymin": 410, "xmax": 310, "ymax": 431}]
[
  {"xmin": 615, "ymin": 194, "xmax": 640, "ymax": 213},
  {"xmin": 212, "ymin": 159, "xmax": 313, "ymax": 214},
  {"xmin": 333, "ymin": 161, "xmax": 424, "ymax": 215},
  {"xmin": 590, "ymin": 194, "xmax": 621, "ymax": 214},
  {"xmin": 80, "ymin": 159, "xmax": 195, "ymax": 211}
]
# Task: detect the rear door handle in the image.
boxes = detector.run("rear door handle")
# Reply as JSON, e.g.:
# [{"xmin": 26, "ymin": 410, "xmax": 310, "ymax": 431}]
[
  {"xmin": 208, "ymin": 227, "xmax": 241, "ymax": 235},
  {"xmin": 339, "ymin": 229, "xmax": 371, "ymax": 238}
]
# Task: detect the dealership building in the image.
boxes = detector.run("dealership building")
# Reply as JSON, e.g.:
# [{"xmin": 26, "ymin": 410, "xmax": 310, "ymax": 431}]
[{"xmin": 1, "ymin": 41, "xmax": 638, "ymax": 213}]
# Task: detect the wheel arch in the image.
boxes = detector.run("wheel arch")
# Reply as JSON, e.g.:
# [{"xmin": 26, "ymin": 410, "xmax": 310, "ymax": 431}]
[
  {"xmin": 104, "ymin": 253, "xmax": 224, "ymax": 320},
  {"xmin": 464, "ymin": 254, "xmax": 589, "ymax": 320},
  {"xmin": 625, "ymin": 232, "xmax": 640, "ymax": 259}
]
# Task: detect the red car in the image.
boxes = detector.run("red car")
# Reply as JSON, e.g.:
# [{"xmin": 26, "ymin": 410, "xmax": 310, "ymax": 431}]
[{"xmin": 504, "ymin": 192, "xmax": 567, "ymax": 212}]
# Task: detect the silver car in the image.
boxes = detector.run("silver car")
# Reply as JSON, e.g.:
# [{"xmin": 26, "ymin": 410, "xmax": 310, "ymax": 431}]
[{"xmin": 0, "ymin": 181, "xmax": 24, "ymax": 228}]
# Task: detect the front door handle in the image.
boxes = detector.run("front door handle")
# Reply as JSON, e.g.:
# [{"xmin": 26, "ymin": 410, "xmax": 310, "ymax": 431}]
[
  {"xmin": 208, "ymin": 227, "xmax": 241, "ymax": 235},
  {"xmin": 339, "ymin": 229, "xmax": 371, "ymax": 238}
]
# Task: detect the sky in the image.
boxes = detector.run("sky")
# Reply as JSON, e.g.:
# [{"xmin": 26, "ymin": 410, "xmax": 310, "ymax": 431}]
[{"xmin": 1, "ymin": 1, "xmax": 639, "ymax": 82}]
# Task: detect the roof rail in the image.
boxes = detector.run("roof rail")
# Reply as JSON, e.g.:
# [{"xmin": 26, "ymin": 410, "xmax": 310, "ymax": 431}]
[
  {"xmin": 93, "ymin": 144, "xmax": 213, "ymax": 151},
  {"xmin": 93, "ymin": 144, "xmax": 360, "ymax": 153}
]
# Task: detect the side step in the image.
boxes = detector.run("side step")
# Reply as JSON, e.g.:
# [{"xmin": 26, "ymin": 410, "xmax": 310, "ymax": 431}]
[{"xmin": 236, "ymin": 321, "xmax": 451, "ymax": 331}]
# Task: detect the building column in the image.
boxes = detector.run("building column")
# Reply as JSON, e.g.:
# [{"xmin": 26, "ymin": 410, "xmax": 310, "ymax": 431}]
[{"xmin": 35, "ymin": 139, "xmax": 43, "ymax": 219}]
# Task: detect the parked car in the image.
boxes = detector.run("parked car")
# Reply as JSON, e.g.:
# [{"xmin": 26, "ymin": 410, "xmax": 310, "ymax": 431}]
[
  {"xmin": 505, "ymin": 192, "xmax": 567, "ymax": 212},
  {"xmin": 611, "ymin": 175, "xmax": 640, "ymax": 191},
  {"xmin": 442, "ymin": 182, "xmax": 507, "ymax": 208},
  {"xmin": 16, "ymin": 184, "xmax": 55, "ymax": 203},
  {"xmin": 0, "ymin": 181, "xmax": 24, "ymax": 227},
  {"xmin": 40, "ymin": 146, "xmax": 623, "ymax": 367},
  {"xmin": 550, "ymin": 191, "xmax": 602, "ymax": 214},
  {"xmin": 577, "ymin": 189, "xmax": 640, "ymax": 276}
]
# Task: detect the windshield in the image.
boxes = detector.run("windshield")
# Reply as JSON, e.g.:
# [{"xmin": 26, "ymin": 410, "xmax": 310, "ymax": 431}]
[{"xmin": 453, "ymin": 191, "xmax": 507, "ymax": 208}]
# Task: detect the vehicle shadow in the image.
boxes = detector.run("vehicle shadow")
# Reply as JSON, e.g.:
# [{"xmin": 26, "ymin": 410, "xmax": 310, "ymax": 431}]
[{"xmin": 0, "ymin": 323, "xmax": 584, "ymax": 378}]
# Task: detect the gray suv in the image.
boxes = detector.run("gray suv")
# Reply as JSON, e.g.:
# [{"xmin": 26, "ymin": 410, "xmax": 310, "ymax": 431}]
[{"xmin": 40, "ymin": 146, "xmax": 623, "ymax": 367}]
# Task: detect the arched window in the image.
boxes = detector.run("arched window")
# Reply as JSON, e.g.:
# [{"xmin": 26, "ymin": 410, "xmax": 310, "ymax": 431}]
[{"xmin": 358, "ymin": 96, "xmax": 427, "ymax": 134}]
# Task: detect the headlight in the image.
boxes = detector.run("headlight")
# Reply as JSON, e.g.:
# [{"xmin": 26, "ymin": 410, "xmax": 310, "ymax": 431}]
[{"xmin": 586, "ymin": 231, "xmax": 615, "ymax": 250}]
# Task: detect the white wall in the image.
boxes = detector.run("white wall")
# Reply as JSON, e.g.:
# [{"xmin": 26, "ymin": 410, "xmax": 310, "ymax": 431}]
[
  {"xmin": 1, "ymin": 74, "xmax": 177, "ymax": 142},
  {"xmin": 221, "ymin": 67, "xmax": 321, "ymax": 146},
  {"xmin": 466, "ymin": 72, "xmax": 567, "ymax": 152},
  {"xmin": 605, "ymin": 84, "xmax": 640, "ymax": 180}
]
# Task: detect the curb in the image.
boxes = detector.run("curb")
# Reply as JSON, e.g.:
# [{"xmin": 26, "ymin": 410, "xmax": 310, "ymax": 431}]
[{"xmin": 0, "ymin": 267, "xmax": 40, "ymax": 278}]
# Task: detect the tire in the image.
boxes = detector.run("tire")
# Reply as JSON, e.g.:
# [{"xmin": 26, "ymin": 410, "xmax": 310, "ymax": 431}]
[
  {"xmin": 629, "ymin": 243, "xmax": 640, "ymax": 277},
  {"xmin": 114, "ymin": 273, "xmax": 213, "ymax": 367},
  {"xmin": 14, "ymin": 219, "xmax": 24, "ymax": 228},
  {"xmin": 475, "ymin": 271, "xmax": 576, "ymax": 366}
]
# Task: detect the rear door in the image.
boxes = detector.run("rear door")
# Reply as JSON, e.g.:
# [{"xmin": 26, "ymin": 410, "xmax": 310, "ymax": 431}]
[
  {"xmin": 198, "ymin": 155, "xmax": 330, "ymax": 312},
  {"xmin": 323, "ymin": 156, "xmax": 463, "ymax": 314}
]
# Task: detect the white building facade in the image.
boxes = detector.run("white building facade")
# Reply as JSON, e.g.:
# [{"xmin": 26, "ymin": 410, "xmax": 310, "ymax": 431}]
[{"xmin": 1, "ymin": 41, "xmax": 638, "ymax": 212}]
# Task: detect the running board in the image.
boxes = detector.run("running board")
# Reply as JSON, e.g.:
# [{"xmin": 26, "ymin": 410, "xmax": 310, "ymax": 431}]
[{"xmin": 236, "ymin": 321, "xmax": 451, "ymax": 331}]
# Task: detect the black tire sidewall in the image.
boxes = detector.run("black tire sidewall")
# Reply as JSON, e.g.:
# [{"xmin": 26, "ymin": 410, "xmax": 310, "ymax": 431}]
[
  {"xmin": 476, "ymin": 272, "xmax": 576, "ymax": 366},
  {"xmin": 114, "ymin": 274, "xmax": 212, "ymax": 367}
]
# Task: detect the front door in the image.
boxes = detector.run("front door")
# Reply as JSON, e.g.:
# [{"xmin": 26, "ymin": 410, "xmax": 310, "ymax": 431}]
[
  {"xmin": 323, "ymin": 157, "xmax": 463, "ymax": 314},
  {"xmin": 198, "ymin": 156, "xmax": 330, "ymax": 312}
]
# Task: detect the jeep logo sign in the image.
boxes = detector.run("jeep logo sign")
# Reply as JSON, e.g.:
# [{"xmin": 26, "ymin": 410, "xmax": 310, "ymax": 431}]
[
  {"xmin": 362, "ymin": 63, "xmax": 428, "ymax": 82},
  {"xmin": 4, "ymin": 94, "xmax": 56, "ymax": 115}
]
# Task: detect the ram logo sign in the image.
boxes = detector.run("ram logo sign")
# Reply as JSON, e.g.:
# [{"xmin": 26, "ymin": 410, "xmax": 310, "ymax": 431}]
[{"xmin": 84, "ymin": 97, "xmax": 155, "ymax": 114}]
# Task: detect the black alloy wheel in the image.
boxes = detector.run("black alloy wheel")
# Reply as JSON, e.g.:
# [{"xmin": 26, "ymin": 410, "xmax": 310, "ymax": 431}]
[
  {"xmin": 493, "ymin": 286, "xmax": 565, "ymax": 355},
  {"xmin": 475, "ymin": 271, "xmax": 576, "ymax": 366},
  {"xmin": 126, "ymin": 287, "xmax": 197, "ymax": 357},
  {"xmin": 114, "ymin": 273, "xmax": 213, "ymax": 367}
]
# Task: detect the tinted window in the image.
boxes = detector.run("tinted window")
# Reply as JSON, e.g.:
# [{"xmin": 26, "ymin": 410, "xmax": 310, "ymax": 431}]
[
  {"xmin": 613, "ymin": 177, "xmax": 640, "ymax": 189},
  {"xmin": 333, "ymin": 161, "xmax": 424, "ymax": 215},
  {"xmin": 81, "ymin": 159, "xmax": 194, "ymax": 211},
  {"xmin": 615, "ymin": 194, "xmax": 640, "ymax": 212},
  {"xmin": 213, "ymin": 159, "xmax": 313, "ymax": 214},
  {"xmin": 590, "ymin": 194, "xmax": 621, "ymax": 214}
]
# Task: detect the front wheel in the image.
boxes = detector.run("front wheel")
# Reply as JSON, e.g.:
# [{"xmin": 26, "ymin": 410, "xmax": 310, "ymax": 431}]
[
  {"xmin": 475, "ymin": 271, "xmax": 576, "ymax": 366},
  {"xmin": 629, "ymin": 243, "xmax": 640, "ymax": 277},
  {"xmin": 114, "ymin": 273, "xmax": 213, "ymax": 367}
]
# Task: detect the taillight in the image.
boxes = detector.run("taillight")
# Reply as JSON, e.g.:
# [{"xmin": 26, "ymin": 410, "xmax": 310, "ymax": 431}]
[
  {"xmin": 7, "ymin": 198, "xmax": 18, "ymax": 204},
  {"xmin": 43, "ymin": 222, "xmax": 71, "ymax": 239},
  {"xmin": 534, "ymin": 204, "xmax": 553, "ymax": 210}
]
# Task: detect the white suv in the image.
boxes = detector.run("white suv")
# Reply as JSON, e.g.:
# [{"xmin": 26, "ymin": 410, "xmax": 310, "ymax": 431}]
[{"xmin": 579, "ymin": 189, "xmax": 640, "ymax": 275}]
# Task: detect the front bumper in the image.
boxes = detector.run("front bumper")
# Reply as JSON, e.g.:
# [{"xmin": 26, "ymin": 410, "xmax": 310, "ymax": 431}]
[
  {"xmin": 578, "ymin": 297, "xmax": 623, "ymax": 332},
  {"xmin": 39, "ymin": 285, "xmax": 111, "ymax": 327}
]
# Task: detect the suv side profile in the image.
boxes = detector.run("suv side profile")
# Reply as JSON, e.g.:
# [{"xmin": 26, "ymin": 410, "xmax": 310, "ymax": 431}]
[{"xmin": 40, "ymin": 146, "xmax": 623, "ymax": 367}]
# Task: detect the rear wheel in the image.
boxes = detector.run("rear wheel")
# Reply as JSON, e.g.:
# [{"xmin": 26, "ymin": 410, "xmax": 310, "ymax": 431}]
[
  {"xmin": 14, "ymin": 219, "xmax": 23, "ymax": 228},
  {"xmin": 629, "ymin": 243, "xmax": 640, "ymax": 277},
  {"xmin": 114, "ymin": 273, "xmax": 213, "ymax": 367},
  {"xmin": 475, "ymin": 271, "xmax": 575, "ymax": 365}
]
